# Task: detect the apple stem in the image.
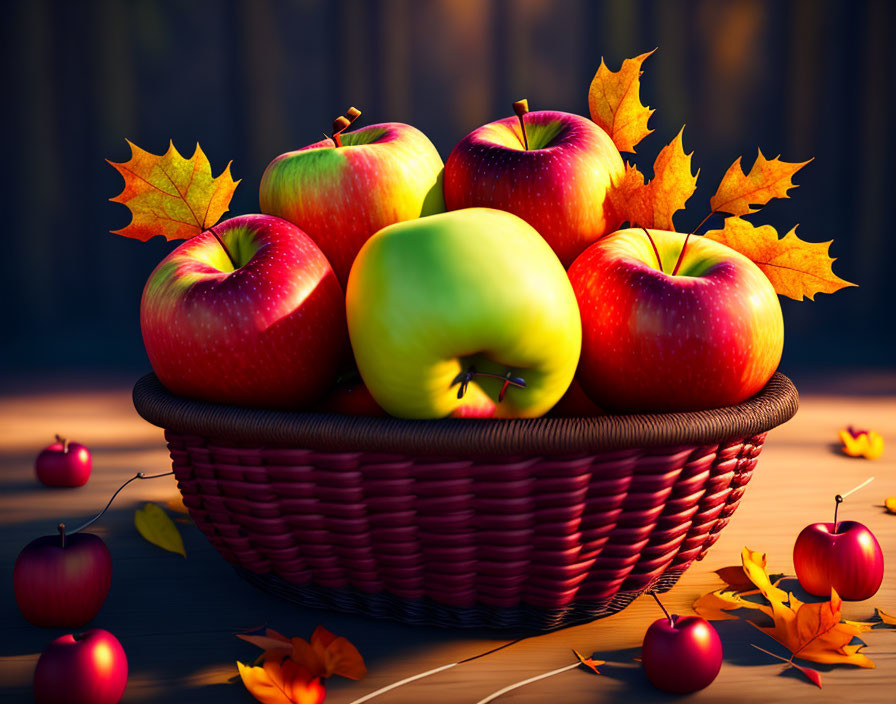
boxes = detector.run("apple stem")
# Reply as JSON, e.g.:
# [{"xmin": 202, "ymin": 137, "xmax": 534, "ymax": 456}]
[
  {"xmin": 639, "ymin": 227, "xmax": 664, "ymax": 272},
  {"xmin": 58, "ymin": 523, "xmax": 66, "ymax": 548},
  {"xmin": 670, "ymin": 209, "xmax": 718, "ymax": 277},
  {"xmin": 649, "ymin": 591, "xmax": 674, "ymax": 628},
  {"xmin": 451, "ymin": 366, "xmax": 526, "ymax": 402},
  {"xmin": 513, "ymin": 99, "xmax": 530, "ymax": 150},
  {"xmin": 55, "ymin": 434, "xmax": 69, "ymax": 453},
  {"xmin": 833, "ymin": 476, "xmax": 875, "ymax": 530},
  {"xmin": 67, "ymin": 470, "xmax": 175, "ymax": 536},
  {"xmin": 206, "ymin": 225, "xmax": 239, "ymax": 270},
  {"xmin": 330, "ymin": 106, "xmax": 362, "ymax": 148}
]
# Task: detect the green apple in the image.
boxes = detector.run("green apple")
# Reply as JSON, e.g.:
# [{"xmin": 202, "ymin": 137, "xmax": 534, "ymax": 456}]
[{"xmin": 346, "ymin": 208, "xmax": 582, "ymax": 419}]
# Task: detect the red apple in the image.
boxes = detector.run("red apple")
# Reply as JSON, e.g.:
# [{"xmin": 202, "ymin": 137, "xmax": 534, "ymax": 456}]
[
  {"xmin": 35, "ymin": 435, "xmax": 91, "ymax": 487},
  {"xmin": 444, "ymin": 104, "xmax": 624, "ymax": 266},
  {"xmin": 568, "ymin": 228, "xmax": 784, "ymax": 412},
  {"xmin": 259, "ymin": 113, "xmax": 445, "ymax": 286},
  {"xmin": 14, "ymin": 524, "xmax": 112, "ymax": 627},
  {"xmin": 642, "ymin": 609, "xmax": 723, "ymax": 694},
  {"xmin": 315, "ymin": 378, "xmax": 387, "ymax": 417},
  {"xmin": 793, "ymin": 521, "xmax": 884, "ymax": 600},
  {"xmin": 548, "ymin": 378, "xmax": 605, "ymax": 417},
  {"xmin": 140, "ymin": 214, "xmax": 348, "ymax": 409},
  {"xmin": 34, "ymin": 629, "xmax": 128, "ymax": 704}
]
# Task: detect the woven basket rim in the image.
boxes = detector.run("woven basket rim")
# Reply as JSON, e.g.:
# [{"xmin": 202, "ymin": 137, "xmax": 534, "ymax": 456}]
[{"xmin": 132, "ymin": 372, "xmax": 798, "ymax": 456}]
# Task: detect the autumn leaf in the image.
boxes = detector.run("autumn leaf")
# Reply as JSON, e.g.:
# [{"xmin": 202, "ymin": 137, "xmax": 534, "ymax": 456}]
[
  {"xmin": 237, "ymin": 658, "xmax": 325, "ymax": 704},
  {"xmin": 572, "ymin": 649, "xmax": 605, "ymax": 675},
  {"xmin": 588, "ymin": 50, "xmax": 655, "ymax": 153},
  {"xmin": 886, "ymin": 498, "xmax": 896, "ymax": 515},
  {"xmin": 238, "ymin": 626, "xmax": 365, "ymax": 683},
  {"xmin": 710, "ymin": 149, "xmax": 811, "ymax": 216},
  {"xmin": 134, "ymin": 502, "xmax": 185, "ymax": 556},
  {"xmin": 108, "ymin": 140, "xmax": 239, "ymax": 241},
  {"xmin": 610, "ymin": 128, "xmax": 698, "ymax": 230},
  {"xmin": 238, "ymin": 629, "xmax": 293, "ymax": 660},
  {"xmin": 704, "ymin": 216, "xmax": 856, "ymax": 300},
  {"xmin": 838, "ymin": 426, "xmax": 884, "ymax": 459}
]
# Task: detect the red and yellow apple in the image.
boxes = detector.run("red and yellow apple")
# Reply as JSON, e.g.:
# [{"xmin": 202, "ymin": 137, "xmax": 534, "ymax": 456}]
[
  {"xmin": 444, "ymin": 108, "xmax": 624, "ymax": 266},
  {"xmin": 346, "ymin": 208, "xmax": 582, "ymax": 419},
  {"xmin": 568, "ymin": 228, "xmax": 784, "ymax": 412},
  {"xmin": 260, "ymin": 121, "xmax": 445, "ymax": 285},
  {"xmin": 140, "ymin": 214, "xmax": 348, "ymax": 409}
]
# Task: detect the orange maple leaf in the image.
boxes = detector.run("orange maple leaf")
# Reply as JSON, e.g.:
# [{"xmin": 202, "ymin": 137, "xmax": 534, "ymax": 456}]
[
  {"xmin": 107, "ymin": 140, "xmax": 239, "ymax": 241},
  {"xmin": 238, "ymin": 626, "xmax": 366, "ymax": 682},
  {"xmin": 709, "ymin": 149, "xmax": 812, "ymax": 216},
  {"xmin": 237, "ymin": 658, "xmax": 326, "ymax": 704},
  {"xmin": 588, "ymin": 50, "xmax": 656, "ymax": 153},
  {"xmin": 610, "ymin": 128, "xmax": 698, "ymax": 231},
  {"xmin": 703, "ymin": 217, "xmax": 856, "ymax": 300},
  {"xmin": 572, "ymin": 649, "xmax": 605, "ymax": 675}
]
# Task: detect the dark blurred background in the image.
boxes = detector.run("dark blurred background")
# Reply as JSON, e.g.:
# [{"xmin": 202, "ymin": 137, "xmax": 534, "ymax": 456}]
[{"xmin": 1, "ymin": 0, "xmax": 893, "ymax": 386}]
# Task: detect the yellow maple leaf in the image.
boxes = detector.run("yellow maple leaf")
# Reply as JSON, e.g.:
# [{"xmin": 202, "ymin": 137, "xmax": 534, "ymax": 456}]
[
  {"xmin": 108, "ymin": 140, "xmax": 239, "ymax": 241},
  {"xmin": 704, "ymin": 217, "xmax": 856, "ymax": 300},
  {"xmin": 610, "ymin": 128, "xmax": 698, "ymax": 230},
  {"xmin": 588, "ymin": 50, "xmax": 655, "ymax": 153},
  {"xmin": 710, "ymin": 149, "xmax": 812, "ymax": 216},
  {"xmin": 838, "ymin": 426, "xmax": 884, "ymax": 460}
]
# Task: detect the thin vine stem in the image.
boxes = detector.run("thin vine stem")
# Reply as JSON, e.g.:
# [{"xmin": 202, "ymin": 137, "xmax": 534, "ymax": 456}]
[{"xmin": 68, "ymin": 470, "xmax": 175, "ymax": 535}]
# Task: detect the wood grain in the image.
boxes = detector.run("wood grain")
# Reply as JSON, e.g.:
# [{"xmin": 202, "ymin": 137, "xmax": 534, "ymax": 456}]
[{"xmin": 1, "ymin": 379, "xmax": 893, "ymax": 703}]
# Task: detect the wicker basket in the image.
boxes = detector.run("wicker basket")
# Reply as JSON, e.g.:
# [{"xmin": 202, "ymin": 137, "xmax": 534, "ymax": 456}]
[{"xmin": 133, "ymin": 372, "xmax": 798, "ymax": 631}]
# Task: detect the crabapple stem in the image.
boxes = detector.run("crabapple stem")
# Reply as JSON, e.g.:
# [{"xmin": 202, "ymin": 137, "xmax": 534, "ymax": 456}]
[
  {"xmin": 639, "ymin": 227, "xmax": 664, "ymax": 272},
  {"xmin": 55, "ymin": 434, "xmax": 69, "ymax": 453},
  {"xmin": 833, "ymin": 476, "xmax": 875, "ymax": 531},
  {"xmin": 331, "ymin": 106, "xmax": 362, "ymax": 148},
  {"xmin": 650, "ymin": 591, "xmax": 674, "ymax": 628},
  {"xmin": 206, "ymin": 225, "xmax": 238, "ymax": 270},
  {"xmin": 513, "ymin": 99, "xmax": 530, "ymax": 150},
  {"xmin": 671, "ymin": 210, "xmax": 717, "ymax": 277},
  {"xmin": 68, "ymin": 470, "xmax": 175, "ymax": 536},
  {"xmin": 58, "ymin": 523, "xmax": 66, "ymax": 548}
]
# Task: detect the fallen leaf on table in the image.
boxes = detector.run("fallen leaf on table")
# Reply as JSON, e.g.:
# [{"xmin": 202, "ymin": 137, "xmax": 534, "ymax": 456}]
[
  {"xmin": 134, "ymin": 502, "xmax": 185, "ymax": 556},
  {"xmin": 837, "ymin": 426, "xmax": 884, "ymax": 459},
  {"xmin": 237, "ymin": 658, "xmax": 325, "ymax": 704},
  {"xmin": 237, "ymin": 626, "xmax": 365, "ymax": 704},
  {"xmin": 704, "ymin": 217, "xmax": 855, "ymax": 300},
  {"xmin": 609, "ymin": 128, "xmax": 698, "ymax": 231},
  {"xmin": 572, "ymin": 649, "xmax": 605, "ymax": 675},
  {"xmin": 108, "ymin": 140, "xmax": 239, "ymax": 241},
  {"xmin": 588, "ymin": 50, "xmax": 655, "ymax": 153},
  {"xmin": 709, "ymin": 150, "xmax": 811, "ymax": 216},
  {"xmin": 886, "ymin": 498, "xmax": 896, "ymax": 514},
  {"xmin": 694, "ymin": 546, "xmax": 888, "ymax": 686}
]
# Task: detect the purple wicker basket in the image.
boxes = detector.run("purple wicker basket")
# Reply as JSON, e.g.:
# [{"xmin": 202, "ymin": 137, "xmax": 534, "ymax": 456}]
[{"xmin": 133, "ymin": 372, "xmax": 798, "ymax": 631}]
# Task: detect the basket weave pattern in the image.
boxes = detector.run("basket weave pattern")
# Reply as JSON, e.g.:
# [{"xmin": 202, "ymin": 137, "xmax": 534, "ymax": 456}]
[{"xmin": 135, "ymin": 372, "xmax": 797, "ymax": 630}]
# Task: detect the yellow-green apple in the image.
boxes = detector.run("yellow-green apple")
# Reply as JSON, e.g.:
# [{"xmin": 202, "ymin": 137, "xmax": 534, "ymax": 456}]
[
  {"xmin": 346, "ymin": 208, "xmax": 582, "ymax": 419},
  {"xmin": 140, "ymin": 214, "xmax": 348, "ymax": 409},
  {"xmin": 568, "ymin": 228, "xmax": 783, "ymax": 412},
  {"xmin": 444, "ymin": 104, "xmax": 624, "ymax": 266},
  {"xmin": 259, "ymin": 117, "xmax": 445, "ymax": 285}
]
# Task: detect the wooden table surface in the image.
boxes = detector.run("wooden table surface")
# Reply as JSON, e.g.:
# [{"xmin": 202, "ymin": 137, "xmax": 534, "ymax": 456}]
[{"xmin": 1, "ymin": 373, "xmax": 895, "ymax": 703}]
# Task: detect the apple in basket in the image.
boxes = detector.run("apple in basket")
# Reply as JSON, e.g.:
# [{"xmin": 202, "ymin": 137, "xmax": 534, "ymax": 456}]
[
  {"xmin": 568, "ymin": 228, "xmax": 784, "ymax": 412},
  {"xmin": 444, "ymin": 100, "xmax": 624, "ymax": 266},
  {"xmin": 141, "ymin": 214, "xmax": 348, "ymax": 409},
  {"xmin": 346, "ymin": 207, "xmax": 582, "ymax": 418},
  {"xmin": 260, "ymin": 108, "xmax": 445, "ymax": 285}
]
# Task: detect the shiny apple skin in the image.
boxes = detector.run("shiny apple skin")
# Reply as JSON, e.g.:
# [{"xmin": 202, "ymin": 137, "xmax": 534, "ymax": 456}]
[
  {"xmin": 568, "ymin": 228, "xmax": 784, "ymax": 412},
  {"xmin": 642, "ymin": 615, "xmax": 723, "ymax": 694},
  {"xmin": 35, "ymin": 440, "xmax": 91, "ymax": 487},
  {"xmin": 34, "ymin": 629, "xmax": 128, "ymax": 704},
  {"xmin": 140, "ymin": 214, "xmax": 348, "ymax": 409},
  {"xmin": 445, "ymin": 110, "xmax": 624, "ymax": 267},
  {"xmin": 14, "ymin": 531, "xmax": 112, "ymax": 627},
  {"xmin": 793, "ymin": 521, "xmax": 884, "ymax": 600}
]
